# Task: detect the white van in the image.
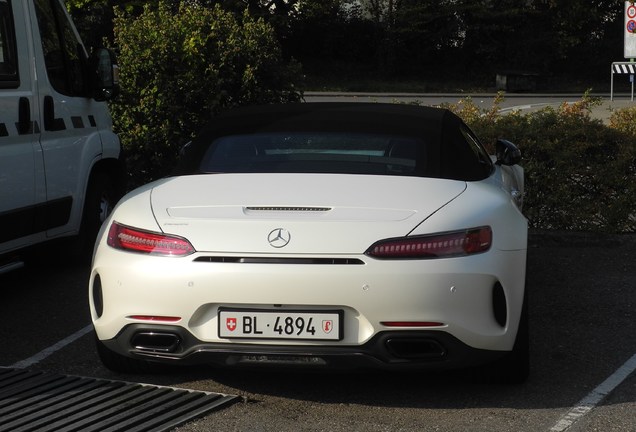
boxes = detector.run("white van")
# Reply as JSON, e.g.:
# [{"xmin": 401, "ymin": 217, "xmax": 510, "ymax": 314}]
[{"xmin": 0, "ymin": 0, "xmax": 123, "ymax": 272}]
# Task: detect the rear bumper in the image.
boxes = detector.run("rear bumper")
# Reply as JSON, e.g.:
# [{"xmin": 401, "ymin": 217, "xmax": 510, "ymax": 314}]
[{"xmin": 101, "ymin": 324, "xmax": 507, "ymax": 371}]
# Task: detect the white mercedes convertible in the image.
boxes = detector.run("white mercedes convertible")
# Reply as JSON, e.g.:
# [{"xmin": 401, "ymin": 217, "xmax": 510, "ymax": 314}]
[{"xmin": 90, "ymin": 103, "xmax": 528, "ymax": 383}]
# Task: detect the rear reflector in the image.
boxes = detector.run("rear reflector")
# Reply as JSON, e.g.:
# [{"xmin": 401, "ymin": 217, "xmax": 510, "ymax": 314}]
[
  {"xmin": 128, "ymin": 315, "xmax": 182, "ymax": 322},
  {"xmin": 381, "ymin": 321, "xmax": 445, "ymax": 327},
  {"xmin": 366, "ymin": 226, "xmax": 492, "ymax": 259},
  {"xmin": 107, "ymin": 222, "xmax": 195, "ymax": 256}
]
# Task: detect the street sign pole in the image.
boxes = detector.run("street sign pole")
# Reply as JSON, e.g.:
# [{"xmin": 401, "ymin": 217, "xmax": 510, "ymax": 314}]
[
  {"xmin": 611, "ymin": 64, "xmax": 614, "ymax": 101},
  {"xmin": 632, "ymin": 59, "xmax": 635, "ymax": 101}
]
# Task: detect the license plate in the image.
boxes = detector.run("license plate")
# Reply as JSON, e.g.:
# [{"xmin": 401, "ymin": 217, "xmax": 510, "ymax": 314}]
[{"xmin": 218, "ymin": 308, "xmax": 343, "ymax": 341}]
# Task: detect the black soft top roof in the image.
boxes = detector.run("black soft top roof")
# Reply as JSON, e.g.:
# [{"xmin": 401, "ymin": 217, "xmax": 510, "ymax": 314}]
[
  {"xmin": 175, "ymin": 103, "xmax": 491, "ymax": 181},
  {"xmin": 199, "ymin": 102, "xmax": 451, "ymax": 136}
]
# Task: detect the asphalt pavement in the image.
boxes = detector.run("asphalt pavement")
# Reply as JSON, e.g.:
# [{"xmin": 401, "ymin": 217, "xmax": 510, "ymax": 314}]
[{"xmin": 589, "ymin": 97, "xmax": 634, "ymax": 123}]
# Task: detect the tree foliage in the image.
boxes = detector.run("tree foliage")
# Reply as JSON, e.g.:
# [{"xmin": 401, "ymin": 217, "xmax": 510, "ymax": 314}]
[
  {"xmin": 344, "ymin": 0, "xmax": 626, "ymax": 81},
  {"xmin": 68, "ymin": 0, "xmax": 629, "ymax": 85},
  {"xmin": 109, "ymin": 1, "xmax": 302, "ymax": 186}
]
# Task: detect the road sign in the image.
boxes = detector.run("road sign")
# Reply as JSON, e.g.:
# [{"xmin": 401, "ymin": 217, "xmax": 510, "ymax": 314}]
[
  {"xmin": 626, "ymin": 2, "xmax": 636, "ymax": 58},
  {"xmin": 611, "ymin": 62, "xmax": 636, "ymax": 100},
  {"xmin": 613, "ymin": 62, "xmax": 636, "ymax": 74}
]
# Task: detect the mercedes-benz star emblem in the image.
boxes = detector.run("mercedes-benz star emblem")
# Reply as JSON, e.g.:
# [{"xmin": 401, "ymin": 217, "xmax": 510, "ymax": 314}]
[{"xmin": 267, "ymin": 228, "xmax": 291, "ymax": 248}]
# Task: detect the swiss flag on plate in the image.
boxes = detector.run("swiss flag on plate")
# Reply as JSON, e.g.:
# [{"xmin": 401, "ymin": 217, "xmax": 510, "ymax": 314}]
[{"xmin": 226, "ymin": 317, "xmax": 237, "ymax": 332}]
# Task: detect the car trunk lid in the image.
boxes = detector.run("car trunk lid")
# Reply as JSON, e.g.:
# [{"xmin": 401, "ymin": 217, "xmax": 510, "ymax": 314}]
[{"xmin": 151, "ymin": 173, "xmax": 466, "ymax": 254}]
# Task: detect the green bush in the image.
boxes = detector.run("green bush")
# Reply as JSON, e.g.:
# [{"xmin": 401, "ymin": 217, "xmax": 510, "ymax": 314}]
[
  {"xmin": 443, "ymin": 94, "xmax": 636, "ymax": 233},
  {"xmin": 110, "ymin": 1, "xmax": 303, "ymax": 186}
]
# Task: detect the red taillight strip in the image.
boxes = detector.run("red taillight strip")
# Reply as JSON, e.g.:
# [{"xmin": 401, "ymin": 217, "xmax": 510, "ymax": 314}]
[
  {"xmin": 128, "ymin": 315, "xmax": 182, "ymax": 322},
  {"xmin": 107, "ymin": 222, "xmax": 195, "ymax": 256},
  {"xmin": 381, "ymin": 321, "xmax": 445, "ymax": 327},
  {"xmin": 366, "ymin": 226, "xmax": 492, "ymax": 259}
]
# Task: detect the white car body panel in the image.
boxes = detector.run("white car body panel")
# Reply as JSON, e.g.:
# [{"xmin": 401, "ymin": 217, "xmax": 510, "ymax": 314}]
[
  {"xmin": 92, "ymin": 242, "xmax": 525, "ymax": 351},
  {"xmin": 148, "ymin": 173, "xmax": 467, "ymax": 254}
]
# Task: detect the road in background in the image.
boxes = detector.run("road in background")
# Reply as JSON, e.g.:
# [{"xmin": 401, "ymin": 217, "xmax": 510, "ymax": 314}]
[{"xmin": 303, "ymin": 92, "xmax": 636, "ymax": 124}]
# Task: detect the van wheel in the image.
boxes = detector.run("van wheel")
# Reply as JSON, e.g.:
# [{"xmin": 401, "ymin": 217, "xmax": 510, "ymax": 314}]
[{"xmin": 75, "ymin": 170, "xmax": 118, "ymax": 263}]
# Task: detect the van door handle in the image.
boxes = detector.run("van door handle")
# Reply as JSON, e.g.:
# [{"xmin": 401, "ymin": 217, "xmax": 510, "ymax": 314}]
[{"xmin": 18, "ymin": 97, "xmax": 31, "ymax": 134}]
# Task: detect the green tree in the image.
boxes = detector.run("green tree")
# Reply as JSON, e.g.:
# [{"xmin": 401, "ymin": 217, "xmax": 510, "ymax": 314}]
[
  {"xmin": 66, "ymin": 0, "xmax": 113, "ymax": 48},
  {"xmin": 110, "ymin": 1, "xmax": 302, "ymax": 186}
]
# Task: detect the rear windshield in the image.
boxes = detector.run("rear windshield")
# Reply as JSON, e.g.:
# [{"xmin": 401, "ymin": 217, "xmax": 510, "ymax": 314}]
[{"xmin": 200, "ymin": 133, "xmax": 424, "ymax": 176}]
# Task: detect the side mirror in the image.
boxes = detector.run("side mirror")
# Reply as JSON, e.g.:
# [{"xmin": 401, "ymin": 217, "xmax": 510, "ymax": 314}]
[
  {"xmin": 89, "ymin": 48, "xmax": 119, "ymax": 101},
  {"xmin": 179, "ymin": 141, "xmax": 193, "ymax": 157},
  {"xmin": 495, "ymin": 139, "xmax": 521, "ymax": 166}
]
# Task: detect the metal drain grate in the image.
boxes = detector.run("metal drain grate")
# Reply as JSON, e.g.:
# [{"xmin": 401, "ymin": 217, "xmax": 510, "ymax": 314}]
[{"xmin": 0, "ymin": 367, "xmax": 239, "ymax": 432}]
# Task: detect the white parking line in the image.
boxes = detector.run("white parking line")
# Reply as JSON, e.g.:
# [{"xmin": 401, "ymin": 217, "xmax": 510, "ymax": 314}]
[
  {"xmin": 550, "ymin": 353, "xmax": 636, "ymax": 431},
  {"xmin": 9, "ymin": 324, "xmax": 93, "ymax": 369}
]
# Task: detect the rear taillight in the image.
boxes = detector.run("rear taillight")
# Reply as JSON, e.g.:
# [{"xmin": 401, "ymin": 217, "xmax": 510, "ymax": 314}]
[
  {"xmin": 107, "ymin": 222, "xmax": 195, "ymax": 256},
  {"xmin": 365, "ymin": 226, "xmax": 492, "ymax": 259}
]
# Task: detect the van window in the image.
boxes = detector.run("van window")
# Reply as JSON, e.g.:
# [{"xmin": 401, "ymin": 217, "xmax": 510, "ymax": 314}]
[
  {"xmin": 0, "ymin": 0, "xmax": 18, "ymax": 88},
  {"xmin": 33, "ymin": 0, "xmax": 86, "ymax": 96}
]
